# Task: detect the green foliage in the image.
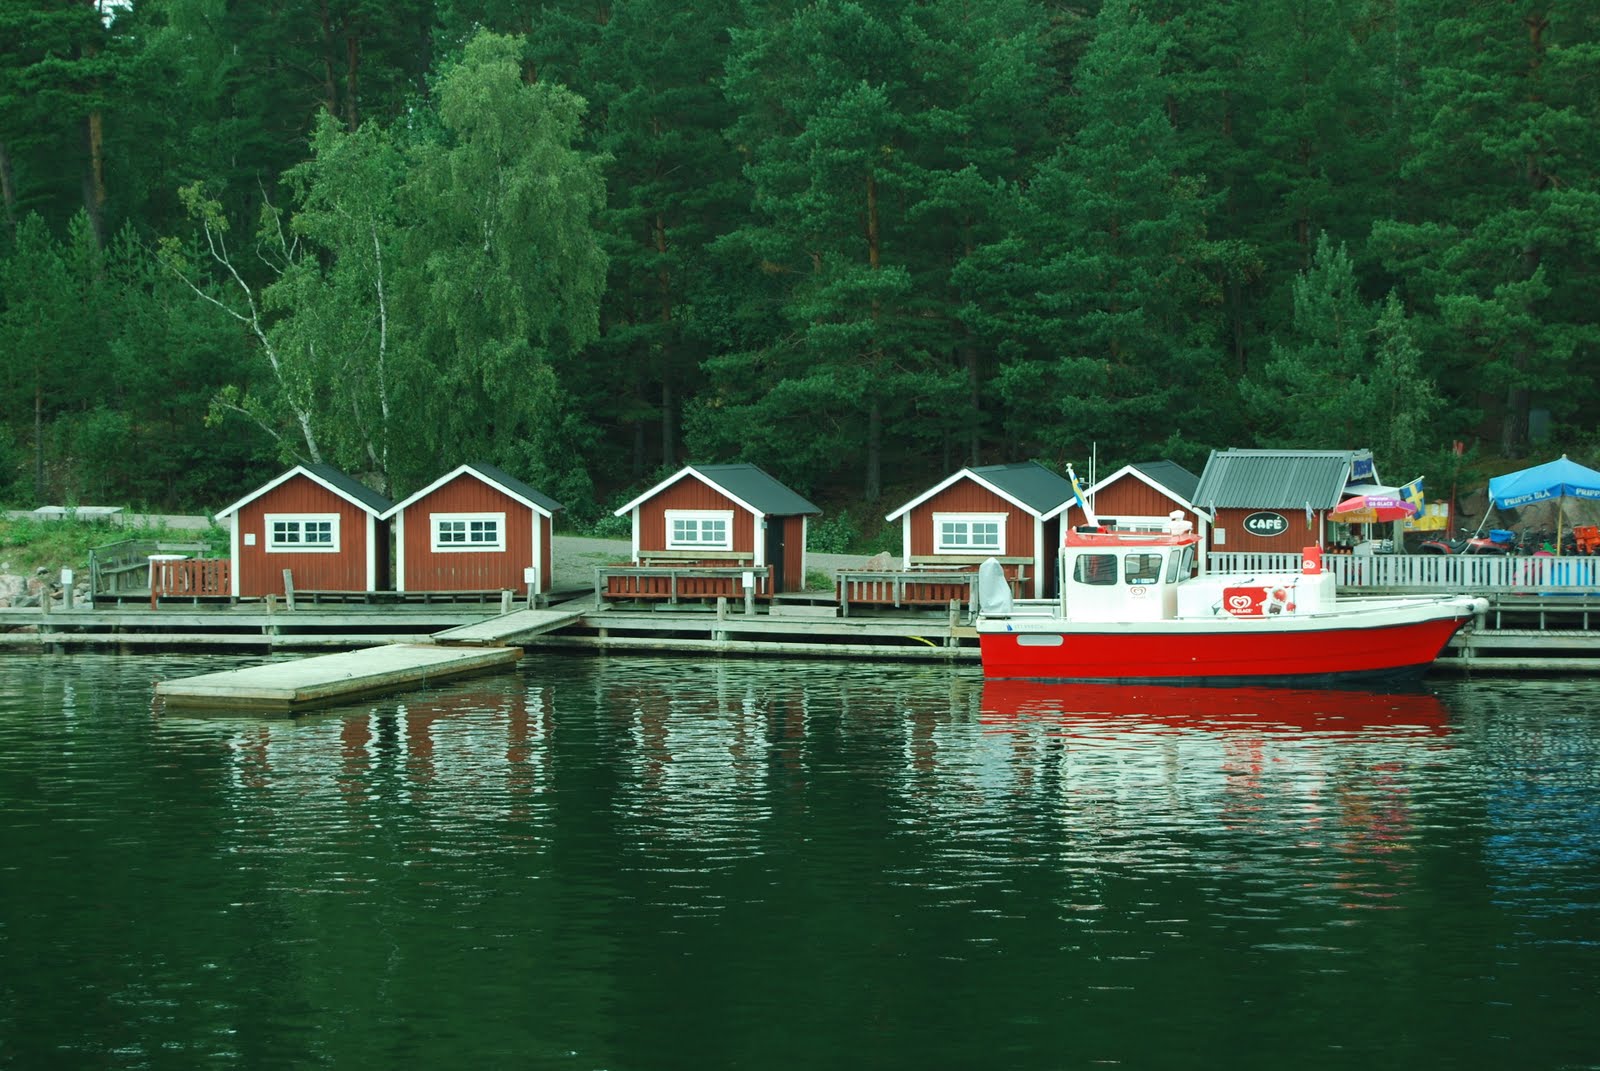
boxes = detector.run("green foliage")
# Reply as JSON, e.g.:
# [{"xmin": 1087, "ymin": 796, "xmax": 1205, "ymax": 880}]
[
  {"xmin": 807, "ymin": 510, "xmax": 861, "ymax": 556},
  {"xmin": 1, "ymin": 0, "xmax": 1598, "ymax": 519},
  {"xmin": 0, "ymin": 515, "xmax": 224, "ymax": 576}
]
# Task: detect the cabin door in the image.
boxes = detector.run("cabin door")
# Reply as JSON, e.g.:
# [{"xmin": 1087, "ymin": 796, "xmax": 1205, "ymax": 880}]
[{"xmin": 765, "ymin": 516, "xmax": 786, "ymax": 593}]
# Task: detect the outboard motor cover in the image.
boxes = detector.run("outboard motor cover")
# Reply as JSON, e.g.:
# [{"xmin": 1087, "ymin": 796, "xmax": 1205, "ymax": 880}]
[{"xmin": 976, "ymin": 557, "xmax": 1013, "ymax": 615}]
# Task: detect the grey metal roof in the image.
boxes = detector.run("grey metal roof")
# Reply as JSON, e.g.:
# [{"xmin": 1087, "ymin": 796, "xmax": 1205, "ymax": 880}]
[
  {"xmin": 691, "ymin": 463, "xmax": 821, "ymax": 515},
  {"xmin": 1128, "ymin": 460, "xmax": 1200, "ymax": 503},
  {"xmin": 304, "ymin": 463, "xmax": 393, "ymax": 515},
  {"xmin": 969, "ymin": 461, "xmax": 1075, "ymax": 514},
  {"xmin": 1192, "ymin": 449, "xmax": 1372, "ymax": 510},
  {"xmin": 468, "ymin": 462, "xmax": 564, "ymax": 514}
]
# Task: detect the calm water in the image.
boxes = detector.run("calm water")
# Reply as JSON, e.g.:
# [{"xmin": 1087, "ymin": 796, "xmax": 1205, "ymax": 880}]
[{"xmin": 2, "ymin": 654, "xmax": 1598, "ymax": 1070}]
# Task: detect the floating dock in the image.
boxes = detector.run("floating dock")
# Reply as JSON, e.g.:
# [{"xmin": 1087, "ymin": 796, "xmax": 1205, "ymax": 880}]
[{"xmin": 154, "ymin": 643, "xmax": 523, "ymax": 712}]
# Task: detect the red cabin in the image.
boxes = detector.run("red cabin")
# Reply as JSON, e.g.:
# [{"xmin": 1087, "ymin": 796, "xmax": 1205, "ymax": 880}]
[
  {"xmin": 382, "ymin": 463, "xmax": 562, "ymax": 597},
  {"xmin": 1049, "ymin": 460, "xmax": 1209, "ymax": 548},
  {"xmin": 216, "ymin": 464, "xmax": 392, "ymax": 598},
  {"xmin": 884, "ymin": 461, "xmax": 1073, "ymax": 598},
  {"xmin": 611, "ymin": 464, "xmax": 820, "ymax": 595}
]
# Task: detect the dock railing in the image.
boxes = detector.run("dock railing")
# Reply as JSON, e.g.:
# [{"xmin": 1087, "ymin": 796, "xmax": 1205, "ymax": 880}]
[
  {"xmin": 1208, "ymin": 552, "xmax": 1600, "ymax": 593},
  {"xmin": 596, "ymin": 564, "xmax": 773, "ymax": 603},
  {"xmin": 150, "ymin": 557, "xmax": 232, "ymax": 608},
  {"xmin": 88, "ymin": 539, "xmax": 212, "ymax": 602},
  {"xmin": 835, "ymin": 562, "xmax": 1028, "ymax": 617}
]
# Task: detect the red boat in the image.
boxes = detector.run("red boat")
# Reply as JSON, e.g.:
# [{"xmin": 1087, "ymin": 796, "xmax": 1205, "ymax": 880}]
[{"xmin": 974, "ymin": 526, "xmax": 1486, "ymax": 684}]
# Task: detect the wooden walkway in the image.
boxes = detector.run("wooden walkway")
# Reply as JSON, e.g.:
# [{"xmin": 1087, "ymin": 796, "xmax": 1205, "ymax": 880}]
[
  {"xmin": 432, "ymin": 605, "xmax": 591, "ymax": 646},
  {"xmin": 154, "ymin": 643, "xmax": 523, "ymax": 712}
]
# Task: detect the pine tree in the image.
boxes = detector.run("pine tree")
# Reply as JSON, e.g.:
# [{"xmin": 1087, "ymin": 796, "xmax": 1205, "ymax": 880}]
[{"xmin": 1369, "ymin": 0, "xmax": 1600, "ymax": 457}]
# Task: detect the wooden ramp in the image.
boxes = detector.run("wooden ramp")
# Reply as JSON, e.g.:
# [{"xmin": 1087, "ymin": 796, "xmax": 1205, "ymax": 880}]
[
  {"xmin": 432, "ymin": 606, "xmax": 589, "ymax": 646},
  {"xmin": 155, "ymin": 643, "xmax": 522, "ymax": 712}
]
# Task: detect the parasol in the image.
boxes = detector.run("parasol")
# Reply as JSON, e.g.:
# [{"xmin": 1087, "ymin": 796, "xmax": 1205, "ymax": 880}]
[
  {"xmin": 1488, "ymin": 454, "xmax": 1600, "ymax": 555},
  {"xmin": 1332, "ymin": 493, "xmax": 1417, "ymax": 525}
]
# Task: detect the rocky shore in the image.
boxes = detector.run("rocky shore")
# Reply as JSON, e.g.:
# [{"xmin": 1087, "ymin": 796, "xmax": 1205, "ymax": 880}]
[{"xmin": 0, "ymin": 566, "xmax": 92, "ymax": 609}]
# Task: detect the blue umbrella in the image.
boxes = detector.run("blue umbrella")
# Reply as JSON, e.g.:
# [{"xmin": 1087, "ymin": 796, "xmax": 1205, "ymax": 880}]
[
  {"xmin": 1488, "ymin": 455, "xmax": 1600, "ymax": 508},
  {"xmin": 1488, "ymin": 455, "xmax": 1600, "ymax": 553}
]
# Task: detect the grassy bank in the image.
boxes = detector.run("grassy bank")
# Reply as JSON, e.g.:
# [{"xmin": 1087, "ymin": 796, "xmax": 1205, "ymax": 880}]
[{"xmin": 0, "ymin": 516, "xmax": 228, "ymax": 577}]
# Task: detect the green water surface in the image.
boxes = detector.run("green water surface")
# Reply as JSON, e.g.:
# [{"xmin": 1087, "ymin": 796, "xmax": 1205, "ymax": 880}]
[{"xmin": 2, "ymin": 654, "xmax": 1597, "ymax": 1070}]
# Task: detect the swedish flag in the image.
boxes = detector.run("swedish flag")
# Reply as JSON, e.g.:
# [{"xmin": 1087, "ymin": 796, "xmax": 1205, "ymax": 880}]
[
  {"xmin": 1399, "ymin": 477, "xmax": 1425, "ymax": 511},
  {"xmin": 1066, "ymin": 464, "xmax": 1100, "ymax": 528}
]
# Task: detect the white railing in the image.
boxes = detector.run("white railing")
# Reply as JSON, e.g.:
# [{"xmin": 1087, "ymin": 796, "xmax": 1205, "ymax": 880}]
[{"xmin": 1207, "ymin": 553, "xmax": 1600, "ymax": 594}]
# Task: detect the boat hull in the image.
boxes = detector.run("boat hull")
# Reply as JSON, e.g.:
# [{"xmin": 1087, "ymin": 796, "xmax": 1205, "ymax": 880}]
[{"xmin": 977, "ymin": 602, "xmax": 1481, "ymax": 683}]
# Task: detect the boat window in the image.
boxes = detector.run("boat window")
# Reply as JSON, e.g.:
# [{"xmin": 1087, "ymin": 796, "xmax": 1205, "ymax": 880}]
[
  {"xmin": 1073, "ymin": 553, "xmax": 1118, "ymax": 586},
  {"xmin": 1124, "ymin": 552, "xmax": 1162, "ymax": 585},
  {"xmin": 1165, "ymin": 546, "xmax": 1194, "ymax": 583}
]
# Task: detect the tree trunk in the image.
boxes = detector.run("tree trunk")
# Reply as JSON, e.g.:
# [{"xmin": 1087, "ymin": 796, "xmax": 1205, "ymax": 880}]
[
  {"xmin": 34, "ymin": 382, "xmax": 44, "ymax": 500},
  {"xmin": 865, "ymin": 399, "xmax": 882, "ymax": 503},
  {"xmin": 632, "ymin": 410, "xmax": 646, "ymax": 480},
  {"xmin": 0, "ymin": 139, "xmax": 16, "ymax": 233},
  {"xmin": 345, "ymin": 35, "xmax": 361, "ymax": 129},
  {"xmin": 656, "ymin": 210, "xmax": 675, "ymax": 465},
  {"xmin": 318, "ymin": 0, "xmax": 339, "ymax": 118},
  {"xmin": 82, "ymin": 113, "xmax": 107, "ymax": 248}
]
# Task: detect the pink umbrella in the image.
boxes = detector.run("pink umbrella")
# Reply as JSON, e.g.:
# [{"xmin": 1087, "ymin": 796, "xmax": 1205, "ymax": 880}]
[{"xmin": 1332, "ymin": 494, "xmax": 1417, "ymax": 524}]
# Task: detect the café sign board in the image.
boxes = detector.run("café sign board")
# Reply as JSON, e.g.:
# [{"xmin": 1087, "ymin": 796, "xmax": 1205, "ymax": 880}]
[{"xmin": 1243, "ymin": 511, "xmax": 1289, "ymax": 538}]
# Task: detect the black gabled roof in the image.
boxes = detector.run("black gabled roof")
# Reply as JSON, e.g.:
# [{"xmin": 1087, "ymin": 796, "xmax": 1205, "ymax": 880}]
[
  {"xmin": 968, "ymin": 461, "xmax": 1075, "ymax": 514},
  {"xmin": 691, "ymin": 463, "xmax": 821, "ymax": 515},
  {"xmin": 1129, "ymin": 460, "xmax": 1200, "ymax": 503},
  {"xmin": 305, "ymin": 463, "xmax": 393, "ymax": 514},
  {"xmin": 467, "ymin": 462, "xmax": 563, "ymax": 514}
]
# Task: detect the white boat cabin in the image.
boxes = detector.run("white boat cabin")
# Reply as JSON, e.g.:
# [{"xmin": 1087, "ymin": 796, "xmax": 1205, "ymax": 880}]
[{"xmin": 1009, "ymin": 514, "xmax": 1337, "ymax": 623}]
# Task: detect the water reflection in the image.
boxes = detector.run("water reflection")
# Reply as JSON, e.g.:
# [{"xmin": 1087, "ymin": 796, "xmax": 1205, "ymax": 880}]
[
  {"xmin": 970, "ymin": 680, "xmax": 1456, "ymax": 906},
  {"xmin": 7, "ymin": 656, "xmax": 1600, "ymax": 1069}
]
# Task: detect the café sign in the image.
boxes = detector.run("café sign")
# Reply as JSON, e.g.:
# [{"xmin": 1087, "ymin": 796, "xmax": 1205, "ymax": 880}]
[{"xmin": 1243, "ymin": 511, "xmax": 1289, "ymax": 538}]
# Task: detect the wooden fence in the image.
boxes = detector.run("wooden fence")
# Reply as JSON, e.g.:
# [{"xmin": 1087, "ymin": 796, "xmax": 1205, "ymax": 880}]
[
  {"xmin": 834, "ymin": 564, "xmax": 1028, "ymax": 616},
  {"xmin": 1208, "ymin": 552, "xmax": 1600, "ymax": 593},
  {"xmin": 150, "ymin": 557, "xmax": 232, "ymax": 607},
  {"xmin": 88, "ymin": 539, "xmax": 212, "ymax": 600},
  {"xmin": 596, "ymin": 565, "xmax": 772, "ymax": 603}
]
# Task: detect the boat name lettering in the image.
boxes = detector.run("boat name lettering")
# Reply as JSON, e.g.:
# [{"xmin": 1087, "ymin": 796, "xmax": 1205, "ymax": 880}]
[{"xmin": 1243, "ymin": 511, "xmax": 1289, "ymax": 537}]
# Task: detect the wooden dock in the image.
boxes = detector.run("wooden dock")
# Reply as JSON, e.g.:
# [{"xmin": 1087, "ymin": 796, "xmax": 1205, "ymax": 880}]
[
  {"xmin": 432, "ymin": 605, "xmax": 590, "ymax": 646},
  {"xmin": 154, "ymin": 643, "xmax": 523, "ymax": 712}
]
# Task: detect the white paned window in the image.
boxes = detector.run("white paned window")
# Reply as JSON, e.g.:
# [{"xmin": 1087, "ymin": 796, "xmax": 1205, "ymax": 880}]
[
  {"xmin": 265, "ymin": 513, "xmax": 341, "ymax": 552},
  {"xmin": 665, "ymin": 509, "xmax": 734, "ymax": 551},
  {"xmin": 432, "ymin": 512, "xmax": 506, "ymax": 552},
  {"xmin": 933, "ymin": 512, "xmax": 1006, "ymax": 553}
]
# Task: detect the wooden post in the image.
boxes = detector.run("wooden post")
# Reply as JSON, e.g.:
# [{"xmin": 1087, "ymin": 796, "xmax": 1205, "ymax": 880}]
[
  {"xmin": 501, "ymin": 590, "xmax": 513, "ymax": 614},
  {"xmin": 282, "ymin": 569, "xmax": 296, "ymax": 612}
]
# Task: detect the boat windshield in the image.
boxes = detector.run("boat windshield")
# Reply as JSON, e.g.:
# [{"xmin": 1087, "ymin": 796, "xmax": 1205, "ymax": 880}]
[
  {"xmin": 1124, "ymin": 552, "xmax": 1162, "ymax": 585},
  {"xmin": 1074, "ymin": 553, "xmax": 1118, "ymax": 586}
]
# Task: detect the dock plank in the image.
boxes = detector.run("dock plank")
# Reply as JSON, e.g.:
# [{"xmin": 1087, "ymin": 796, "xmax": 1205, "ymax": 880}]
[
  {"xmin": 433, "ymin": 606, "xmax": 590, "ymax": 645},
  {"xmin": 154, "ymin": 643, "xmax": 522, "ymax": 711}
]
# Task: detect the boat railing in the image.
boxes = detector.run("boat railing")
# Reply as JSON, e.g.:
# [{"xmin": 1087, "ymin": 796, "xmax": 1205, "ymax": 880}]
[{"xmin": 1207, "ymin": 552, "xmax": 1600, "ymax": 593}]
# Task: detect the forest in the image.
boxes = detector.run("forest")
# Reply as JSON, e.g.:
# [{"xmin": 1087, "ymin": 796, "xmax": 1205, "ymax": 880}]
[{"xmin": 1, "ymin": 0, "xmax": 1597, "ymax": 532}]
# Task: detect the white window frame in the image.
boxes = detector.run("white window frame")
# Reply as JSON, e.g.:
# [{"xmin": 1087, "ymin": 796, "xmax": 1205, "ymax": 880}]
[
  {"xmin": 933, "ymin": 512, "xmax": 1007, "ymax": 554},
  {"xmin": 665, "ymin": 509, "xmax": 734, "ymax": 551},
  {"xmin": 431, "ymin": 512, "xmax": 507, "ymax": 553},
  {"xmin": 264, "ymin": 513, "xmax": 341, "ymax": 553}
]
